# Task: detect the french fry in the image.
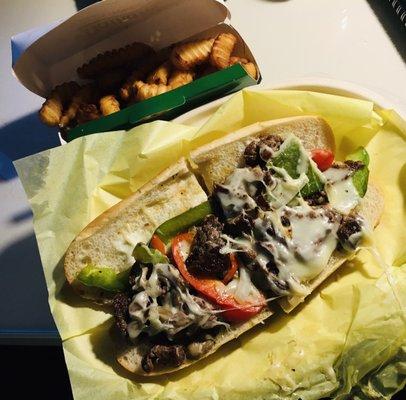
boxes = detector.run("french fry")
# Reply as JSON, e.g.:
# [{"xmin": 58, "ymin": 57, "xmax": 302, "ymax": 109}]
[
  {"xmin": 229, "ymin": 56, "xmax": 249, "ymax": 65},
  {"xmin": 171, "ymin": 38, "xmax": 214, "ymax": 71},
  {"xmin": 210, "ymin": 33, "xmax": 237, "ymax": 69},
  {"xmin": 39, "ymin": 98, "xmax": 63, "ymax": 127},
  {"xmin": 241, "ymin": 62, "xmax": 257, "ymax": 80},
  {"xmin": 77, "ymin": 42, "xmax": 154, "ymax": 79},
  {"xmin": 100, "ymin": 95, "xmax": 120, "ymax": 116},
  {"xmin": 135, "ymin": 81, "xmax": 172, "ymax": 101},
  {"xmin": 60, "ymin": 84, "xmax": 97, "ymax": 128},
  {"xmin": 229, "ymin": 56, "xmax": 258, "ymax": 80},
  {"xmin": 39, "ymin": 81, "xmax": 80, "ymax": 126},
  {"xmin": 120, "ymin": 70, "xmax": 146, "ymax": 101},
  {"xmin": 168, "ymin": 70, "xmax": 194, "ymax": 89},
  {"xmin": 76, "ymin": 104, "xmax": 101, "ymax": 124},
  {"xmin": 120, "ymin": 48, "xmax": 172, "ymax": 101},
  {"xmin": 147, "ymin": 61, "xmax": 172, "ymax": 85}
]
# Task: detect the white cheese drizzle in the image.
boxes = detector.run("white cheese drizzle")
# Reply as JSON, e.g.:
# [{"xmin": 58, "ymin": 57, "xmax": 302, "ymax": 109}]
[
  {"xmin": 127, "ymin": 263, "xmax": 228, "ymax": 341},
  {"xmin": 324, "ymin": 164, "xmax": 360, "ymax": 214}
]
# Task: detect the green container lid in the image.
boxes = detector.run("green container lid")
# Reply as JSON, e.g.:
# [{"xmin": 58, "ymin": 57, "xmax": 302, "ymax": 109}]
[{"xmin": 66, "ymin": 64, "xmax": 259, "ymax": 142}]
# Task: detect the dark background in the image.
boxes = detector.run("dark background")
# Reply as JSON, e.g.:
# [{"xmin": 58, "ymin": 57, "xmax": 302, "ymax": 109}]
[{"xmin": 1, "ymin": 345, "xmax": 405, "ymax": 399}]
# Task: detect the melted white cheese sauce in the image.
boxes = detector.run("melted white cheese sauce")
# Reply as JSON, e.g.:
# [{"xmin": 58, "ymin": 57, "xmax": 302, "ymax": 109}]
[
  {"xmin": 220, "ymin": 202, "xmax": 342, "ymax": 295},
  {"xmin": 259, "ymin": 204, "xmax": 339, "ymax": 288},
  {"xmin": 216, "ymin": 167, "xmax": 262, "ymax": 217},
  {"xmin": 127, "ymin": 263, "xmax": 227, "ymax": 341},
  {"xmin": 266, "ymin": 166, "xmax": 308, "ymax": 209},
  {"xmin": 324, "ymin": 165, "xmax": 360, "ymax": 214}
]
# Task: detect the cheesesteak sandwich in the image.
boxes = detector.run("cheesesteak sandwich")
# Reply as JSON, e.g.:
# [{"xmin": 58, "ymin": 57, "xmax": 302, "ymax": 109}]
[{"xmin": 64, "ymin": 116, "xmax": 383, "ymax": 375}]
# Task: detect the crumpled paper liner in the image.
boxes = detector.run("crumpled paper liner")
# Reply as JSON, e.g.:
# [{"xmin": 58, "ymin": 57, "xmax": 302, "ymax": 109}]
[{"xmin": 14, "ymin": 90, "xmax": 406, "ymax": 400}]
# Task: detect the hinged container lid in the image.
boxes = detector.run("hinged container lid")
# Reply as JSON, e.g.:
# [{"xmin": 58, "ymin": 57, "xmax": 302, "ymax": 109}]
[{"xmin": 13, "ymin": 0, "xmax": 230, "ymax": 97}]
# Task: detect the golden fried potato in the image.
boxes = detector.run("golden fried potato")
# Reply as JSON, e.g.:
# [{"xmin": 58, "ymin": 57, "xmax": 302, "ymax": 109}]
[
  {"xmin": 168, "ymin": 70, "xmax": 194, "ymax": 89},
  {"xmin": 77, "ymin": 42, "xmax": 154, "ymax": 79},
  {"xmin": 229, "ymin": 56, "xmax": 258, "ymax": 80},
  {"xmin": 147, "ymin": 61, "xmax": 172, "ymax": 85},
  {"xmin": 171, "ymin": 38, "xmax": 214, "ymax": 71},
  {"xmin": 60, "ymin": 84, "xmax": 97, "ymax": 128},
  {"xmin": 119, "ymin": 70, "xmax": 145, "ymax": 101},
  {"xmin": 135, "ymin": 81, "xmax": 172, "ymax": 101},
  {"xmin": 100, "ymin": 95, "xmax": 120, "ymax": 116},
  {"xmin": 242, "ymin": 62, "xmax": 257, "ymax": 80},
  {"xmin": 229, "ymin": 56, "xmax": 249, "ymax": 65},
  {"xmin": 76, "ymin": 104, "xmax": 100, "ymax": 125},
  {"xmin": 39, "ymin": 98, "xmax": 63, "ymax": 127},
  {"xmin": 39, "ymin": 81, "xmax": 80, "ymax": 126},
  {"xmin": 210, "ymin": 33, "xmax": 237, "ymax": 69},
  {"xmin": 120, "ymin": 47, "xmax": 173, "ymax": 101}
]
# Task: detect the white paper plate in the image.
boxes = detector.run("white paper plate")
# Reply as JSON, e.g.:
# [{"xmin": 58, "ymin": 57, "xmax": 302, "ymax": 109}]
[{"xmin": 173, "ymin": 78, "xmax": 406, "ymax": 128}]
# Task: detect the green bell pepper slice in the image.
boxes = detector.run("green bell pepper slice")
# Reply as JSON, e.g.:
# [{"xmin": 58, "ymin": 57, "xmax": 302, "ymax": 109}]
[
  {"xmin": 133, "ymin": 244, "xmax": 168, "ymax": 264},
  {"xmin": 346, "ymin": 147, "xmax": 370, "ymax": 197},
  {"xmin": 271, "ymin": 141, "xmax": 324, "ymax": 198},
  {"xmin": 155, "ymin": 201, "xmax": 213, "ymax": 243},
  {"xmin": 77, "ymin": 265, "xmax": 130, "ymax": 292}
]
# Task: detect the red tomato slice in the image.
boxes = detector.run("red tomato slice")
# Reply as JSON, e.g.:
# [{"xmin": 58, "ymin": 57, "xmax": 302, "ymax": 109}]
[
  {"xmin": 172, "ymin": 232, "xmax": 264, "ymax": 322},
  {"xmin": 311, "ymin": 149, "xmax": 334, "ymax": 171}
]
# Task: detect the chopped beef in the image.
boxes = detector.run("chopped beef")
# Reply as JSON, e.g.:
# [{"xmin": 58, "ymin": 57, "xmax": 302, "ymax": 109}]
[
  {"xmin": 244, "ymin": 140, "xmax": 260, "ymax": 167},
  {"xmin": 225, "ymin": 211, "xmax": 256, "ymax": 236},
  {"xmin": 233, "ymin": 233, "xmax": 289, "ymax": 295},
  {"xmin": 255, "ymin": 193, "xmax": 271, "ymax": 211},
  {"xmin": 112, "ymin": 293, "xmax": 131, "ymax": 336},
  {"xmin": 305, "ymin": 190, "xmax": 328, "ymax": 206},
  {"xmin": 186, "ymin": 215, "xmax": 230, "ymax": 280},
  {"xmin": 280, "ymin": 215, "xmax": 290, "ymax": 227},
  {"xmin": 243, "ymin": 134, "xmax": 284, "ymax": 168},
  {"xmin": 344, "ymin": 160, "xmax": 365, "ymax": 171},
  {"xmin": 142, "ymin": 344, "xmax": 186, "ymax": 373},
  {"xmin": 337, "ymin": 216, "xmax": 362, "ymax": 250},
  {"xmin": 263, "ymin": 170, "xmax": 274, "ymax": 185},
  {"xmin": 248, "ymin": 259, "xmax": 289, "ymax": 295},
  {"xmin": 324, "ymin": 208, "xmax": 343, "ymax": 224}
]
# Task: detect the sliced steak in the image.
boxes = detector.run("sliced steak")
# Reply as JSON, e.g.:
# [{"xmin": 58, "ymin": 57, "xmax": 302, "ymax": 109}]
[
  {"xmin": 243, "ymin": 134, "xmax": 284, "ymax": 168},
  {"xmin": 344, "ymin": 160, "xmax": 365, "ymax": 171},
  {"xmin": 305, "ymin": 190, "xmax": 328, "ymax": 205},
  {"xmin": 186, "ymin": 215, "xmax": 230, "ymax": 280},
  {"xmin": 225, "ymin": 211, "xmax": 256, "ymax": 236},
  {"xmin": 113, "ymin": 293, "xmax": 131, "ymax": 336},
  {"xmin": 337, "ymin": 216, "xmax": 362, "ymax": 250},
  {"xmin": 142, "ymin": 344, "xmax": 186, "ymax": 373}
]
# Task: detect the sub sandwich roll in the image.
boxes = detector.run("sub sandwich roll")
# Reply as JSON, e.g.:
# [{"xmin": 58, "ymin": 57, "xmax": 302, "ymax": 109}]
[{"xmin": 64, "ymin": 116, "xmax": 383, "ymax": 375}]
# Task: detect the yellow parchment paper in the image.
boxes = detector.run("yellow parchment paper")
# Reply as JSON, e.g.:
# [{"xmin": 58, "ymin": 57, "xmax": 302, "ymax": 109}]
[{"xmin": 15, "ymin": 90, "xmax": 406, "ymax": 400}]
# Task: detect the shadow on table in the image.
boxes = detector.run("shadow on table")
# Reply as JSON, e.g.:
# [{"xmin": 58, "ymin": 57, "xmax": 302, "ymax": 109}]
[
  {"xmin": 366, "ymin": 0, "xmax": 406, "ymax": 63},
  {"xmin": 0, "ymin": 233, "xmax": 57, "ymax": 333},
  {"xmin": 0, "ymin": 112, "xmax": 60, "ymax": 180}
]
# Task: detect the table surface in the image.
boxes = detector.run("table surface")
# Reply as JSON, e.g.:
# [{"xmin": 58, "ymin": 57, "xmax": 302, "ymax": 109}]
[{"xmin": 0, "ymin": 0, "xmax": 405, "ymax": 344}]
